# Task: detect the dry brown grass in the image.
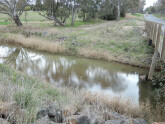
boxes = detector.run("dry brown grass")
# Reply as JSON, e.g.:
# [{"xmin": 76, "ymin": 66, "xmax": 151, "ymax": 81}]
[
  {"xmin": 0, "ymin": 33, "xmax": 65, "ymax": 54},
  {"xmin": 78, "ymin": 48, "xmax": 148, "ymax": 68},
  {"xmin": 84, "ymin": 92, "xmax": 165, "ymax": 122}
]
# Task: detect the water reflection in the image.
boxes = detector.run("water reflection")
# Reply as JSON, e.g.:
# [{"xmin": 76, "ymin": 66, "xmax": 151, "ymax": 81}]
[{"xmin": 0, "ymin": 45, "xmax": 153, "ymax": 104}]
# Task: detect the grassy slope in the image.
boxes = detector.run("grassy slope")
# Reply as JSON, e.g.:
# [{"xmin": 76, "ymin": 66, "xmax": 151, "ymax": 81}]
[{"xmin": 0, "ymin": 19, "xmax": 153, "ymax": 67}]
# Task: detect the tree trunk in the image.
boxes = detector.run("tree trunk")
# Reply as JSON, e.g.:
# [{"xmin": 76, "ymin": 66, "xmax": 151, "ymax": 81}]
[
  {"xmin": 13, "ymin": 15, "xmax": 23, "ymax": 27},
  {"xmin": 54, "ymin": 17, "xmax": 64, "ymax": 26},
  {"xmin": 116, "ymin": 4, "xmax": 120, "ymax": 21},
  {"xmin": 83, "ymin": 13, "xmax": 86, "ymax": 22},
  {"xmin": 71, "ymin": 3, "xmax": 75, "ymax": 26}
]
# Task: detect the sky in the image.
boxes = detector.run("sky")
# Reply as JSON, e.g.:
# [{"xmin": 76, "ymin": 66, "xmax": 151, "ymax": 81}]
[{"xmin": 144, "ymin": 0, "xmax": 158, "ymax": 9}]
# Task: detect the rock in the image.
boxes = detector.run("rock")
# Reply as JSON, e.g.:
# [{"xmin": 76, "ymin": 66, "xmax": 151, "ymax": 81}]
[
  {"xmin": 42, "ymin": 32, "xmax": 50, "ymax": 37},
  {"xmin": 122, "ymin": 26, "xmax": 134, "ymax": 32},
  {"xmin": 153, "ymin": 122, "xmax": 165, "ymax": 124},
  {"xmin": 142, "ymin": 33, "xmax": 148, "ymax": 39},
  {"xmin": 105, "ymin": 120, "xmax": 124, "ymax": 124},
  {"xmin": 36, "ymin": 105, "xmax": 63, "ymax": 123},
  {"xmin": 63, "ymin": 105, "xmax": 76, "ymax": 118},
  {"xmin": 66, "ymin": 115, "xmax": 90, "ymax": 124},
  {"xmin": 34, "ymin": 116, "xmax": 56, "ymax": 124},
  {"xmin": 131, "ymin": 119, "xmax": 148, "ymax": 124},
  {"xmin": 0, "ymin": 101, "xmax": 17, "ymax": 116},
  {"xmin": 58, "ymin": 37, "xmax": 67, "ymax": 42},
  {"xmin": 139, "ymin": 75, "xmax": 147, "ymax": 81},
  {"xmin": 0, "ymin": 118, "xmax": 10, "ymax": 124},
  {"xmin": 105, "ymin": 119, "xmax": 148, "ymax": 124},
  {"xmin": 93, "ymin": 116, "xmax": 105, "ymax": 124},
  {"xmin": 103, "ymin": 112, "xmax": 126, "ymax": 121}
]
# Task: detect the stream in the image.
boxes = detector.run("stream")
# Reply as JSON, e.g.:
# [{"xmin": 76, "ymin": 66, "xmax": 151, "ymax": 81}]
[{"xmin": 0, "ymin": 45, "xmax": 154, "ymax": 104}]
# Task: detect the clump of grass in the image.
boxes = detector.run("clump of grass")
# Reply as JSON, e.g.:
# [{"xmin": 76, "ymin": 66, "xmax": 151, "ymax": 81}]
[
  {"xmin": 0, "ymin": 33, "xmax": 66, "ymax": 54},
  {"xmin": 84, "ymin": 92, "xmax": 165, "ymax": 122}
]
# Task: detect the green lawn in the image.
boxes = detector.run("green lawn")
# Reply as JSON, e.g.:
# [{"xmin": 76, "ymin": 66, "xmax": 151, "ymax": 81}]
[
  {"xmin": 153, "ymin": 14, "xmax": 165, "ymax": 21},
  {"xmin": 132, "ymin": 13, "xmax": 144, "ymax": 17},
  {"xmin": 0, "ymin": 21, "xmax": 11, "ymax": 25},
  {"xmin": 0, "ymin": 11, "xmax": 47, "ymax": 22}
]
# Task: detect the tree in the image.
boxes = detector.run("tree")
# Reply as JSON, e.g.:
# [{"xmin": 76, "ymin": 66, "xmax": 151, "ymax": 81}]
[
  {"xmin": 77, "ymin": 0, "xmax": 100, "ymax": 22},
  {"xmin": 35, "ymin": 0, "xmax": 42, "ymax": 11},
  {"xmin": 39, "ymin": 0, "xmax": 70, "ymax": 26},
  {"xmin": 99, "ymin": 0, "xmax": 116, "ymax": 20},
  {"xmin": 110, "ymin": 0, "xmax": 127, "ymax": 20},
  {"xmin": 0, "ymin": 0, "xmax": 30, "ymax": 26},
  {"xmin": 71, "ymin": 0, "xmax": 76, "ymax": 26}
]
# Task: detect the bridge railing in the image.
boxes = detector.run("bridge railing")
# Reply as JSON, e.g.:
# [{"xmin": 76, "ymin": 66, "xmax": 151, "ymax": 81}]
[{"xmin": 145, "ymin": 19, "xmax": 165, "ymax": 79}]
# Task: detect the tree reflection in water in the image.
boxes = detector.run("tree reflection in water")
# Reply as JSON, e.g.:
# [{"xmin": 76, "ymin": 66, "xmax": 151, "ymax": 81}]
[{"xmin": 0, "ymin": 45, "xmax": 153, "ymax": 104}]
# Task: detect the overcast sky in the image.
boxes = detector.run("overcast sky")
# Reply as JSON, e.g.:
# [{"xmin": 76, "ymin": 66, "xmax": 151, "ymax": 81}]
[{"xmin": 144, "ymin": 0, "xmax": 158, "ymax": 9}]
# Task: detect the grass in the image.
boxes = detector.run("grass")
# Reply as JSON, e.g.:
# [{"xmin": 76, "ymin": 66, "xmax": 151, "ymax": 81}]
[
  {"xmin": 0, "ymin": 21, "xmax": 11, "ymax": 25},
  {"xmin": 125, "ymin": 13, "xmax": 144, "ymax": 21},
  {"xmin": 132, "ymin": 13, "xmax": 144, "ymax": 17},
  {"xmin": 0, "ymin": 33, "xmax": 66, "ymax": 54},
  {"xmin": 153, "ymin": 13, "xmax": 165, "ymax": 21},
  {"xmin": 0, "ymin": 64, "xmax": 164, "ymax": 123},
  {"xmin": 0, "ymin": 11, "xmax": 46, "ymax": 22}
]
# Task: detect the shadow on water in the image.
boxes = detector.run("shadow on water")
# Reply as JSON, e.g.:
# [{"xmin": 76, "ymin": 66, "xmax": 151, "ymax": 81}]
[{"xmin": 0, "ymin": 45, "xmax": 155, "ymax": 104}]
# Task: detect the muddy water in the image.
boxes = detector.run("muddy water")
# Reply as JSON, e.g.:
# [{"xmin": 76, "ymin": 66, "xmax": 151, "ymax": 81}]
[{"xmin": 0, "ymin": 45, "xmax": 153, "ymax": 104}]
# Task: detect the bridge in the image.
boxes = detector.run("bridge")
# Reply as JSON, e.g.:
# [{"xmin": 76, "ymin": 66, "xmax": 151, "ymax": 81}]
[{"xmin": 144, "ymin": 14, "xmax": 165, "ymax": 79}]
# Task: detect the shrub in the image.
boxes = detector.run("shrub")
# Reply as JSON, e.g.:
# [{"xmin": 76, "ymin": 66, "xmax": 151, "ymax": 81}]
[
  {"xmin": 25, "ymin": 6, "xmax": 31, "ymax": 11},
  {"xmin": 151, "ymin": 61, "xmax": 165, "ymax": 107}
]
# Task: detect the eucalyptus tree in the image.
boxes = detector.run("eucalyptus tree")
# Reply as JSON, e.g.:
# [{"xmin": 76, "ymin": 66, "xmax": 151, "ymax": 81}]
[
  {"xmin": 110, "ymin": 0, "xmax": 127, "ymax": 20},
  {"xmin": 0, "ymin": 0, "xmax": 30, "ymax": 26},
  {"xmin": 77, "ymin": 0, "xmax": 101, "ymax": 22},
  {"xmin": 38, "ymin": 0, "xmax": 71, "ymax": 26}
]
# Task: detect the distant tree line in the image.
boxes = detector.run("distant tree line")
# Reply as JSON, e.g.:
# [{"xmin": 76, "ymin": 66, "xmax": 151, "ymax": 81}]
[
  {"xmin": 0, "ymin": 0, "xmax": 145, "ymax": 27},
  {"xmin": 145, "ymin": 0, "xmax": 165, "ymax": 15}
]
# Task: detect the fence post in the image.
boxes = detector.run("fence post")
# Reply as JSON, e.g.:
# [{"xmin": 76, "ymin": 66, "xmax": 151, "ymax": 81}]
[
  {"xmin": 148, "ymin": 24, "xmax": 162, "ymax": 79},
  {"xmin": 148, "ymin": 50, "xmax": 159, "ymax": 79}
]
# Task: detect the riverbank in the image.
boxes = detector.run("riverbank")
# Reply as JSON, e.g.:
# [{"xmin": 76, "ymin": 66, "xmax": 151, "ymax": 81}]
[
  {"xmin": 0, "ymin": 64, "xmax": 164, "ymax": 124},
  {"xmin": 0, "ymin": 19, "xmax": 154, "ymax": 68}
]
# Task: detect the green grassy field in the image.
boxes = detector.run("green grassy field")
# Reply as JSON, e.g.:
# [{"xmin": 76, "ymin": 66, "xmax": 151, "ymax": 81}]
[
  {"xmin": 0, "ymin": 11, "xmax": 103, "ymax": 27},
  {"xmin": 0, "ymin": 21, "xmax": 11, "ymax": 25},
  {"xmin": 0, "ymin": 11, "xmax": 46, "ymax": 22},
  {"xmin": 153, "ymin": 14, "xmax": 165, "ymax": 21},
  {"xmin": 132, "ymin": 13, "xmax": 144, "ymax": 17}
]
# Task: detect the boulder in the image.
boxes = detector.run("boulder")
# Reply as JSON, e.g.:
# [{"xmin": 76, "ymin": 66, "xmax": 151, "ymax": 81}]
[
  {"xmin": 0, "ymin": 101, "xmax": 17, "ymax": 116},
  {"xmin": 152, "ymin": 122, "xmax": 165, "ymax": 124},
  {"xmin": 66, "ymin": 115, "xmax": 90, "ymax": 124},
  {"xmin": 42, "ymin": 32, "xmax": 50, "ymax": 38},
  {"xmin": 36, "ymin": 105, "xmax": 63, "ymax": 123},
  {"xmin": 62, "ymin": 105, "xmax": 76, "ymax": 118},
  {"xmin": 93, "ymin": 116, "xmax": 105, "ymax": 124},
  {"xmin": 131, "ymin": 119, "xmax": 148, "ymax": 124},
  {"xmin": 34, "ymin": 116, "xmax": 56, "ymax": 124},
  {"xmin": 0, "ymin": 118, "xmax": 10, "ymax": 124},
  {"xmin": 105, "ymin": 120, "xmax": 124, "ymax": 124},
  {"xmin": 103, "ymin": 112, "xmax": 126, "ymax": 121},
  {"xmin": 105, "ymin": 119, "xmax": 148, "ymax": 124}
]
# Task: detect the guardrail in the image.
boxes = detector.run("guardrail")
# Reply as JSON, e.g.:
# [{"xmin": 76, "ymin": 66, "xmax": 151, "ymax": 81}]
[{"xmin": 145, "ymin": 17, "xmax": 165, "ymax": 79}]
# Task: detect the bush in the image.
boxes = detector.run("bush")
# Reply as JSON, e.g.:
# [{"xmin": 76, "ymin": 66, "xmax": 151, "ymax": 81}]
[
  {"xmin": 151, "ymin": 61, "xmax": 165, "ymax": 106},
  {"xmin": 25, "ymin": 6, "xmax": 31, "ymax": 11}
]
